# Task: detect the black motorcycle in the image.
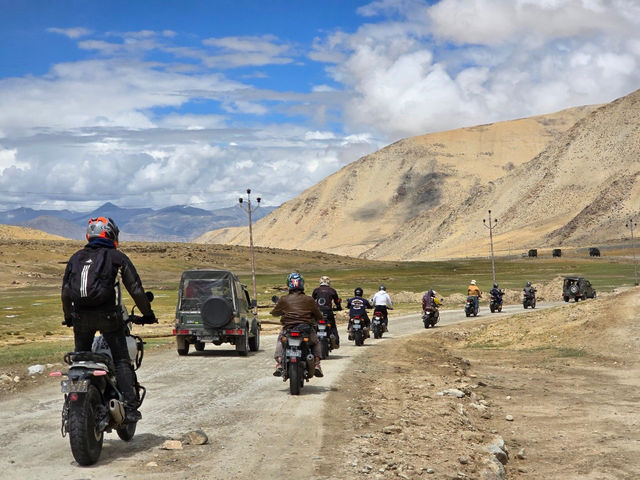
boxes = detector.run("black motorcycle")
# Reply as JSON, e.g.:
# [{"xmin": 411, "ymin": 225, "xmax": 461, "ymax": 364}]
[
  {"xmin": 422, "ymin": 308, "xmax": 439, "ymax": 328},
  {"xmin": 349, "ymin": 315, "xmax": 368, "ymax": 346},
  {"xmin": 317, "ymin": 312, "xmax": 333, "ymax": 359},
  {"xmin": 52, "ymin": 291, "xmax": 155, "ymax": 466},
  {"xmin": 489, "ymin": 294, "xmax": 503, "ymax": 313},
  {"xmin": 280, "ymin": 323, "xmax": 316, "ymax": 395},
  {"xmin": 371, "ymin": 309, "xmax": 385, "ymax": 338},
  {"xmin": 465, "ymin": 296, "xmax": 479, "ymax": 317},
  {"xmin": 523, "ymin": 291, "xmax": 536, "ymax": 309}
]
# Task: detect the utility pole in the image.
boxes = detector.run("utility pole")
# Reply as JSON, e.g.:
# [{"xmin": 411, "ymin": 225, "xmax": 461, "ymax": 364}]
[
  {"xmin": 625, "ymin": 218, "xmax": 638, "ymax": 286},
  {"xmin": 483, "ymin": 210, "xmax": 498, "ymax": 285},
  {"xmin": 239, "ymin": 189, "xmax": 261, "ymax": 313}
]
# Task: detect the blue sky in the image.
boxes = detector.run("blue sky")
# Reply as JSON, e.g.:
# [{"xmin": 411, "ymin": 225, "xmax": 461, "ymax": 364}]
[{"xmin": 0, "ymin": 0, "xmax": 639, "ymax": 211}]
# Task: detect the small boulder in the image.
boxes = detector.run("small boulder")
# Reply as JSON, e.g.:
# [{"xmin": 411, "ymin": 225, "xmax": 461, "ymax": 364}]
[
  {"xmin": 28, "ymin": 365, "xmax": 45, "ymax": 376},
  {"xmin": 182, "ymin": 430, "xmax": 208, "ymax": 445},
  {"xmin": 160, "ymin": 439, "xmax": 183, "ymax": 450}
]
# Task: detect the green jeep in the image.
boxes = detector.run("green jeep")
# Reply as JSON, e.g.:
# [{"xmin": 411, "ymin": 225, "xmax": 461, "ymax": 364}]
[
  {"xmin": 562, "ymin": 276, "xmax": 596, "ymax": 302},
  {"xmin": 173, "ymin": 270, "xmax": 260, "ymax": 356}
]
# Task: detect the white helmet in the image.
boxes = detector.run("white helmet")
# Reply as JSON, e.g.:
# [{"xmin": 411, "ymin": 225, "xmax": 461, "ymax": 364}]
[
  {"xmin": 320, "ymin": 275, "xmax": 331, "ymax": 286},
  {"xmin": 471, "ymin": 279, "xmax": 477, "ymax": 285}
]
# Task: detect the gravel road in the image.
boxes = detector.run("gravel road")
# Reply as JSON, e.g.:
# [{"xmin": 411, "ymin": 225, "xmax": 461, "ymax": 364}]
[{"xmin": 0, "ymin": 302, "xmax": 559, "ymax": 480}]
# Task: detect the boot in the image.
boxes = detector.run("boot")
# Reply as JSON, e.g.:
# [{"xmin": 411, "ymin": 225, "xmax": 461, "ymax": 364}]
[
  {"xmin": 314, "ymin": 359, "xmax": 324, "ymax": 378},
  {"xmin": 124, "ymin": 405, "xmax": 141, "ymax": 424},
  {"xmin": 273, "ymin": 363, "xmax": 283, "ymax": 377},
  {"xmin": 330, "ymin": 334, "xmax": 339, "ymax": 349}
]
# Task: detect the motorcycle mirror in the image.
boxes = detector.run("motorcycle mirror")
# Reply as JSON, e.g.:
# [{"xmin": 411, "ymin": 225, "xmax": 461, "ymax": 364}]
[
  {"xmin": 271, "ymin": 295, "xmax": 279, "ymax": 304},
  {"xmin": 146, "ymin": 291, "xmax": 154, "ymax": 302},
  {"xmin": 250, "ymin": 299, "xmax": 257, "ymax": 308}
]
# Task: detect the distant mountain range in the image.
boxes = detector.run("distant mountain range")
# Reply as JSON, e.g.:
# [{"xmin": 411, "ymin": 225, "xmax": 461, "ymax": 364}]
[{"xmin": 0, "ymin": 202, "xmax": 276, "ymax": 242}]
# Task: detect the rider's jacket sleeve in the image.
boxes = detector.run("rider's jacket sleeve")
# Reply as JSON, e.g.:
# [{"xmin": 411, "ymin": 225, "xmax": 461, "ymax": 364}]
[{"xmin": 115, "ymin": 251, "xmax": 153, "ymax": 317}]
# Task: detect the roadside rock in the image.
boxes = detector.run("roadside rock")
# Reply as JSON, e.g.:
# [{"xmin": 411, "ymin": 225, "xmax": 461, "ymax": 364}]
[
  {"xmin": 182, "ymin": 430, "xmax": 208, "ymax": 445},
  {"xmin": 438, "ymin": 388, "xmax": 465, "ymax": 398},
  {"xmin": 160, "ymin": 440, "xmax": 183, "ymax": 450},
  {"xmin": 28, "ymin": 365, "xmax": 45, "ymax": 376},
  {"xmin": 382, "ymin": 425, "xmax": 402, "ymax": 434},
  {"xmin": 480, "ymin": 457, "xmax": 506, "ymax": 480}
]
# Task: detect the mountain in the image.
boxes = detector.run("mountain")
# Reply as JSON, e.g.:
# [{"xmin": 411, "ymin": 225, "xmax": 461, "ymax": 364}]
[
  {"xmin": 0, "ymin": 203, "xmax": 277, "ymax": 242},
  {"xmin": 196, "ymin": 91, "xmax": 640, "ymax": 260}
]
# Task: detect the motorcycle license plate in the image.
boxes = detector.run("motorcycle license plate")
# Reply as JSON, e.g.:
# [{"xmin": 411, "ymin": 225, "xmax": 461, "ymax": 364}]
[
  {"xmin": 61, "ymin": 379, "xmax": 89, "ymax": 393},
  {"xmin": 318, "ymin": 324, "xmax": 326, "ymax": 331},
  {"xmin": 286, "ymin": 349, "xmax": 302, "ymax": 358},
  {"xmin": 317, "ymin": 331, "xmax": 327, "ymax": 337},
  {"xmin": 352, "ymin": 324, "xmax": 361, "ymax": 330}
]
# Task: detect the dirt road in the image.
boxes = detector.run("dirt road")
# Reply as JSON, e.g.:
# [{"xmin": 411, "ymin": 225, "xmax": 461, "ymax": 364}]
[{"xmin": 0, "ymin": 303, "xmax": 559, "ymax": 480}]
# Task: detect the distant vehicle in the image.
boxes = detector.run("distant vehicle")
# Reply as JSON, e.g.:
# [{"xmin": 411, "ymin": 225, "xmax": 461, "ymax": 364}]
[
  {"xmin": 562, "ymin": 277, "xmax": 596, "ymax": 302},
  {"xmin": 552, "ymin": 249, "xmax": 562, "ymax": 258},
  {"xmin": 589, "ymin": 247, "xmax": 601, "ymax": 257},
  {"xmin": 173, "ymin": 270, "xmax": 260, "ymax": 356},
  {"xmin": 528, "ymin": 249, "xmax": 538, "ymax": 258}
]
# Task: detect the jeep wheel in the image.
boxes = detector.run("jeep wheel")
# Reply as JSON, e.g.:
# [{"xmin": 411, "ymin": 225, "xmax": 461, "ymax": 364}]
[
  {"xmin": 194, "ymin": 341, "xmax": 205, "ymax": 352},
  {"xmin": 176, "ymin": 336, "xmax": 190, "ymax": 356},
  {"xmin": 248, "ymin": 326, "xmax": 260, "ymax": 352}
]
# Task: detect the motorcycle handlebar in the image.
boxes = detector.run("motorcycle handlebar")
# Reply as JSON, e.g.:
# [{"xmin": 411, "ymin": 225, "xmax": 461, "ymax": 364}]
[{"xmin": 129, "ymin": 315, "xmax": 158, "ymax": 325}]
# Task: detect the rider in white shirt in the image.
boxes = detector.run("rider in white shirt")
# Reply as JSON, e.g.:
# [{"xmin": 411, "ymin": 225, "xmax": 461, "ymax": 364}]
[{"xmin": 370, "ymin": 285, "xmax": 393, "ymax": 332}]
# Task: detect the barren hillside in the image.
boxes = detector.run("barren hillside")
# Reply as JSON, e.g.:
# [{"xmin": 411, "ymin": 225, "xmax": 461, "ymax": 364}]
[
  {"xmin": 0, "ymin": 225, "xmax": 66, "ymax": 241},
  {"xmin": 197, "ymin": 91, "xmax": 640, "ymax": 260}
]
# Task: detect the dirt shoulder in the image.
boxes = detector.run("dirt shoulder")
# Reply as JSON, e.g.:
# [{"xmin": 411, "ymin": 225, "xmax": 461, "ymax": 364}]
[{"xmin": 315, "ymin": 289, "xmax": 640, "ymax": 479}]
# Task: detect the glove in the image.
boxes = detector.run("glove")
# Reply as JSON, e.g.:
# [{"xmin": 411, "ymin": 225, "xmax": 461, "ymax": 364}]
[
  {"xmin": 142, "ymin": 312, "xmax": 158, "ymax": 324},
  {"xmin": 62, "ymin": 313, "xmax": 77, "ymax": 327}
]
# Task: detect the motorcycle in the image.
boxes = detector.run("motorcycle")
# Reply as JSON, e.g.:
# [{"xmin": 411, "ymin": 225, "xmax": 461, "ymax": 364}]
[
  {"xmin": 465, "ymin": 296, "xmax": 479, "ymax": 317},
  {"xmin": 422, "ymin": 308, "xmax": 439, "ymax": 328},
  {"xmin": 51, "ymin": 290, "xmax": 155, "ymax": 466},
  {"xmin": 372, "ymin": 310, "xmax": 385, "ymax": 338},
  {"xmin": 523, "ymin": 292, "xmax": 536, "ymax": 309},
  {"xmin": 317, "ymin": 312, "xmax": 333, "ymax": 359},
  {"xmin": 279, "ymin": 323, "xmax": 316, "ymax": 395},
  {"xmin": 489, "ymin": 294, "xmax": 503, "ymax": 313},
  {"xmin": 349, "ymin": 315, "xmax": 368, "ymax": 346}
]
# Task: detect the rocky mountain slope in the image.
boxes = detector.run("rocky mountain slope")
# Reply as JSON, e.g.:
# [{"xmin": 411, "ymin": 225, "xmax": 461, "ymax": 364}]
[
  {"xmin": 0, "ymin": 224, "xmax": 65, "ymax": 241},
  {"xmin": 197, "ymin": 90, "xmax": 640, "ymax": 260}
]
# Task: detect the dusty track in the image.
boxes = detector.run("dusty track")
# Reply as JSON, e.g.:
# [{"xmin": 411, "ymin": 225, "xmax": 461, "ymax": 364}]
[{"xmin": 0, "ymin": 303, "xmax": 559, "ymax": 479}]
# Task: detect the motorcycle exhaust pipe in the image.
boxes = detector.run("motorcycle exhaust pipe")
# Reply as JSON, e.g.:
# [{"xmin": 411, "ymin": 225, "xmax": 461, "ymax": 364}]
[
  {"xmin": 109, "ymin": 399, "xmax": 125, "ymax": 425},
  {"xmin": 306, "ymin": 353, "xmax": 315, "ymax": 372}
]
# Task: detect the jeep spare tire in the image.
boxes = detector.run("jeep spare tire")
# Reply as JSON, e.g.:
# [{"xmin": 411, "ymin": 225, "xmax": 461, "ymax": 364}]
[{"xmin": 201, "ymin": 296, "xmax": 233, "ymax": 328}]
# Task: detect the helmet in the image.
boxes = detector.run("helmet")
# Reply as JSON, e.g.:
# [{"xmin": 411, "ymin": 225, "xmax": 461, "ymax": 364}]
[
  {"xmin": 493, "ymin": 283, "xmax": 498, "ymax": 288},
  {"xmin": 354, "ymin": 287, "xmax": 363, "ymax": 297},
  {"xmin": 86, "ymin": 216, "xmax": 119, "ymax": 247},
  {"xmin": 526, "ymin": 281, "xmax": 531, "ymax": 287},
  {"xmin": 471, "ymin": 280, "xmax": 477, "ymax": 285},
  {"xmin": 287, "ymin": 272, "xmax": 304, "ymax": 291},
  {"xmin": 379, "ymin": 285, "xmax": 386, "ymax": 291},
  {"xmin": 320, "ymin": 275, "xmax": 331, "ymax": 286}
]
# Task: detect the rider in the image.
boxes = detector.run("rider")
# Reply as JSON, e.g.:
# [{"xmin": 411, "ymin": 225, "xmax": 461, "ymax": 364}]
[
  {"xmin": 346, "ymin": 287, "xmax": 372, "ymax": 339},
  {"xmin": 523, "ymin": 281, "xmax": 537, "ymax": 297},
  {"xmin": 422, "ymin": 289, "xmax": 442, "ymax": 321},
  {"xmin": 61, "ymin": 217, "xmax": 157, "ymax": 424},
  {"xmin": 467, "ymin": 279, "xmax": 482, "ymax": 312},
  {"xmin": 370, "ymin": 285, "xmax": 393, "ymax": 332},
  {"xmin": 271, "ymin": 272, "xmax": 324, "ymax": 378},
  {"xmin": 312, "ymin": 275, "xmax": 342, "ymax": 349},
  {"xmin": 489, "ymin": 282, "xmax": 504, "ymax": 307}
]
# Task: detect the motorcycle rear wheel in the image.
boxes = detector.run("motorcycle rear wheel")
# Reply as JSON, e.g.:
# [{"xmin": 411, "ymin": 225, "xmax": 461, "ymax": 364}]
[
  {"xmin": 288, "ymin": 363, "xmax": 302, "ymax": 395},
  {"xmin": 68, "ymin": 384, "xmax": 104, "ymax": 466},
  {"xmin": 321, "ymin": 339, "xmax": 329, "ymax": 359},
  {"xmin": 355, "ymin": 331, "xmax": 364, "ymax": 346}
]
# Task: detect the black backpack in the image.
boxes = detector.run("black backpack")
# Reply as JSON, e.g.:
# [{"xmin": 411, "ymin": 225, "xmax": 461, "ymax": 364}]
[{"xmin": 68, "ymin": 247, "xmax": 116, "ymax": 308}]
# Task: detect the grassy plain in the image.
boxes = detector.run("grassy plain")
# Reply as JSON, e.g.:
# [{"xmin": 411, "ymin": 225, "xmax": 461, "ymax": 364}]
[{"xmin": 0, "ymin": 239, "xmax": 637, "ymax": 369}]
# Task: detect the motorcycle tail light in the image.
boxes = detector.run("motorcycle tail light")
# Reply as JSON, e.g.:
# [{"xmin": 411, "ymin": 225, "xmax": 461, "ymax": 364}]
[
  {"xmin": 290, "ymin": 331, "xmax": 301, "ymax": 337},
  {"xmin": 319, "ymin": 320, "xmax": 326, "ymax": 324},
  {"xmin": 70, "ymin": 393, "xmax": 79, "ymax": 402}
]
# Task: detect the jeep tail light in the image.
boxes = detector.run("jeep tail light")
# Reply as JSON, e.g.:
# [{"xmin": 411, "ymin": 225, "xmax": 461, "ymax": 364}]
[{"xmin": 224, "ymin": 328, "xmax": 243, "ymax": 335}]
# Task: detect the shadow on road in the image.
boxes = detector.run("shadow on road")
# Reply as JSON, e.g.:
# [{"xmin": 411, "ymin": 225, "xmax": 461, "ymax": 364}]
[{"xmin": 90, "ymin": 432, "xmax": 168, "ymax": 466}]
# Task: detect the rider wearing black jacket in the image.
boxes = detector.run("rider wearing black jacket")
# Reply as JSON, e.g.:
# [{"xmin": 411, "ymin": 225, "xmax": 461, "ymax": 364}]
[
  {"xmin": 489, "ymin": 283, "xmax": 504, "ymax": 307},
  {"xmin": 312, "ymin": 276, "xmax": 342, "ymax": 348},
  {"xmin": 61, "ymin": 217, "xmax": 156, "ymax": 423}
]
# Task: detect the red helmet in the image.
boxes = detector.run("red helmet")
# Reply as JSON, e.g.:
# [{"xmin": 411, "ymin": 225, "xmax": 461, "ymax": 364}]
[{"xmin": 86, "ymin": 216, "xmax": 119, "ymax": 247}]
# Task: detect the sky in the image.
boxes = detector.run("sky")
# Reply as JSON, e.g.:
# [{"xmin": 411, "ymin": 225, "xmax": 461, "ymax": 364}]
[{"xmin": 0, "ymin": 0, "xmax": 639, "ymax": 212}]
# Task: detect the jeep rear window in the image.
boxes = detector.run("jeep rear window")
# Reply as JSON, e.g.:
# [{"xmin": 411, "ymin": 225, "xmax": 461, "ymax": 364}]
[{"xmin": 179, "ymin": 278, "xmax": 233, "ymax": 312}]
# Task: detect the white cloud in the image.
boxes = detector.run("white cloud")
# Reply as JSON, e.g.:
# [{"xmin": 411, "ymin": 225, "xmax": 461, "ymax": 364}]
[
  {"xmin": 0, "ymin": 147, "xmax": 27, "ymax": 173},
  {"xmin": 47, "ymin": 27, "xmax": 92, "ymax": 39},
  {"xmin": 202, "ymin": 35, "xmax": 294, "ymax": 68},
  {"xmin": 311, "ymin": 0, "xmax": 640, "ymax": 138}
]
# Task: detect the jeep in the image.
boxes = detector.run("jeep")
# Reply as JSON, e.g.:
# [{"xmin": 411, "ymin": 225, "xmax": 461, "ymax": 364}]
[
  {"xmin": 173, "ymin": 270, "xmax": 260, "ymax": 356},
  {"xmin": 562, "ymin": 276, "xmax": 596, "ymax": 302}
]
